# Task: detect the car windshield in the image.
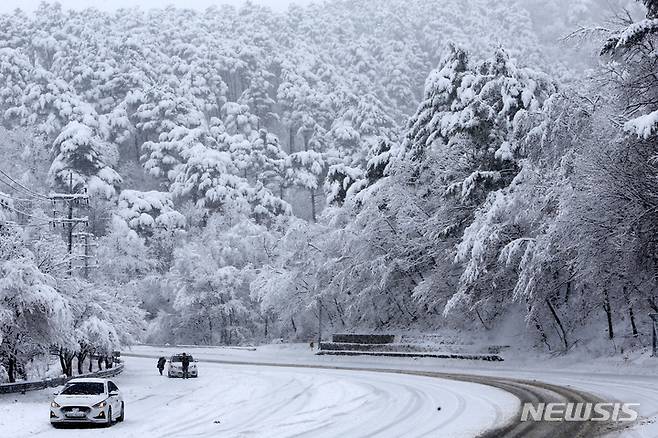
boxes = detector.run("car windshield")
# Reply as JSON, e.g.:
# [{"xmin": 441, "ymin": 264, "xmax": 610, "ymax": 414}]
[
  {"xmin": 171, "ymin": 355, "xmax": 193, "ymax": 362},
  {"xmin": 60, "ymin": 382, "xmax": 105, "ymax": 395}
]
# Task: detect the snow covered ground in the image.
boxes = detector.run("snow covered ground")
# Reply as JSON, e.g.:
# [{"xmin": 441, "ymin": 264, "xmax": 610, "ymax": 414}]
[
  {"xmin": 0, "ymin": 352, "xmax": 518, "ymax": 438},
  {"xmin": 125, "ymin": 344, "xmax": 658, "ymax": 438},
  {"xmin": 5, "ymin": 343, "xmax": 658, "ymax": 437}
]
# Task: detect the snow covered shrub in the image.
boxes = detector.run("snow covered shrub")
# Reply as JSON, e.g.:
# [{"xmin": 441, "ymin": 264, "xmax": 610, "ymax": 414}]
[
  {"xmin": 117, "ymin": 190, "xmax": 186, "ymax": 236},
  {"xmin": 50, "ymin": 121, "xmax": 122, "ymax": 198},
  {"xmin": 0, "ymin": 243, "xmax": 72, "ymax": 381}
]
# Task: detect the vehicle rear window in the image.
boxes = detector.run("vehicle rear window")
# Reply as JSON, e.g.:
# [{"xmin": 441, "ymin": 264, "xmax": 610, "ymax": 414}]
[
  {"xmin": 171, "ymin": 355, "xmax": 193, "ymax": 362},
  {"xmin": 61, "ymin": 382, "xmax": 105, "ymax": 395}
]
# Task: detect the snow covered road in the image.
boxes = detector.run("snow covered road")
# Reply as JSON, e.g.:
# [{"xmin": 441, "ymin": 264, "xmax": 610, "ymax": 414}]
[
  {"xmin": 123, "ymin": 348, "xmax": 610, "ymax": 438},
  {"xmin": 0, "ymin": 355, "xmax": 519, "ymax": 438}
]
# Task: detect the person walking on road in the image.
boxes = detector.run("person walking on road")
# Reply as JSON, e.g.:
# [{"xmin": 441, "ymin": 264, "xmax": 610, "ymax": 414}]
[
  {"xmin": 157, "ymin": 356, "xmax": 166, "ymax": 375},
  {"xmin": 181, "ymin": 352, "xmax": 190, "ymax": 379}
]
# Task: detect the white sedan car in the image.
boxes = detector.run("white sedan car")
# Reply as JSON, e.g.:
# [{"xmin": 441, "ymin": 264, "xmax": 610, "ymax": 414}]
[
  {"xmin": 50, "ymin": 378, "xmax": 125, "ymax": 427},
  {"xmin": 167, "ymin": 354, "xmax": 198, "ymax": 378}
]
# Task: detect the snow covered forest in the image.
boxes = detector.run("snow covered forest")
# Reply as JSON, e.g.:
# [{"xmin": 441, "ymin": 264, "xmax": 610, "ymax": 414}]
[{"xmin": 1, "ymin": 0, "xmax": 658, "ymax": 382}]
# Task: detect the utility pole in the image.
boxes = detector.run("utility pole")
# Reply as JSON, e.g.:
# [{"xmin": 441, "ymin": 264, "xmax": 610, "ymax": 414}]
[
  {"xmin": 317, "ymin": 297, "xmax": 322, "ymax": 351},
  {"xmin": 0, "ymin": 170, "xmax": 90, "ymax": 277},
  {"xmin": 73, "ymin": 232, "xmax": 96, "ymax": 279},
  {"xmin": 83, "ymin": 232, "xmax": 88, "ymax": 279},
  {"xmin": 49, "ymin": 173, "xmax": 90, "ymax": 277},
  {"xmin": 67, "ymin": 173, "xmax": 73, "ymax": 275}
]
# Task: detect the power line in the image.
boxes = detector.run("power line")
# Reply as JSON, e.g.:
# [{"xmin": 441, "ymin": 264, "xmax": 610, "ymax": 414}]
[
  {"xmin": 0, "ymin": 170, "xmax": 49, "ymax": 201},
  {"xmin": 0, "ymin": 176, "xmax": 48, "ymax": 203},
  {"xmin": 0, "ymin": 199, "xmax": 51, "ymax": 222},
  {"xmin": 0, "ymin": 219, "xmax": 53, "ymax": 228},
  {"xmin": 0, "ymin": 190, "xmax": 42, "ymax": 203},
  {"xmin": 0, "ymin": 176, "xmax": 47, "ymax": 202},
  {"xmin": 0, "ymin": 169, "xmax": 49, "ymax": 200},
  {"xmin": 0, "ymin": 170, "xmax": 95, "ymax": 279},
  {"xmin": 23, "ymin": 221, "xmax": 53, "ymax": 228}
]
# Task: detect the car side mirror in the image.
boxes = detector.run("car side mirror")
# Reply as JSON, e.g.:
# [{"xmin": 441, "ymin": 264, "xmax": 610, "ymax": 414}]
[
  {"xmin": 109, "ymin": 391, "xmax": 119, "ymax": 396},
  {"xmin": 53, "ymin": 392, "xmax": 59, "ymax": 396}
]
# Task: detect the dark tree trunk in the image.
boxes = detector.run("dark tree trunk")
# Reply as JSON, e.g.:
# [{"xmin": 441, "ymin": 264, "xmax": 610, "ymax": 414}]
[
  {"xmin": 546, "ymin": 298, "xmax": 569, "ymax": 351},
  {"xmin": 475, "ymin": 307, "xmax": 490, "ymax": 331},
  {"xmin": 7, "ymin": 356, "xmax": 16, "ymax": 383},
  {"xmin": 77, "ymin": 351, "xmax": 87, "ymax": 375},
  {"xmin": 603, "ymin": 291, "xmax": 614, "ymax": 340},
  {"xmin": 59, "ymin": 352, "xmax": 66, "ymax": 375},
  {"xmin": 334, "ymin": 297, "xmax": 346, "ymax": 327},
  {"xmin": 629, "ymin": 305, "xmax": 639, "ymax": 337},
  {"xmin": 534, "ymin": 319, "xmax": 551, "ymax": 351},
  {"xmin": 290, "ymin": 316, "xmax": 297, "ymax": 333},
  {"xmin": 65, "ymin": 355, "xmax": 74, "ymax": 377},
  {"xmin": 134, "ymin": 134, "xmax": 140, "ymax": 163},
  {"xmin": 310, "ymin": 189, "xmax": 317, "ymax": 223},
  {"xmin": 228, "ymin": 311, "xmax": 234, "ymax": 345},
  {"xmin": 59, "ymin": 350, "xmax": 74, "ymax": 377}
]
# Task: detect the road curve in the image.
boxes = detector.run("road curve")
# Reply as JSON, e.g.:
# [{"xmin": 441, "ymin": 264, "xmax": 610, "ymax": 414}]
[{"xmin": 123, "ymin": 352, "xmax": 612, "ymax": 438}]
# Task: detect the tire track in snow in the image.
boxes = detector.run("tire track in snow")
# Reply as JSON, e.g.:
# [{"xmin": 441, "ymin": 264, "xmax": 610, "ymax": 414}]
[
  {"xmin": 12, "ymin": 352, "xmax": 610, "ymax": 438},
  {"xmin": 107, "ymin": 355, "xmax": 513, "ymax": 438},
  {"xmin": 125, "ymin": 351, "xmax": 613, "ymax": 437},
  {"xmin": 125, "ymin": 352, "xmax": 604, "ymax": 437}
]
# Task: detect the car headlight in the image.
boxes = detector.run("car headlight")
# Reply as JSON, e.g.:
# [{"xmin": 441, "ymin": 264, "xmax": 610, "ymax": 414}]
[
  {"xmin": 51, "ymin": 401, "xmax": 60, "ymax": 408},
  {"xmin": 92, "ymin": 400, "xmax": 107, "ymax": 409}
]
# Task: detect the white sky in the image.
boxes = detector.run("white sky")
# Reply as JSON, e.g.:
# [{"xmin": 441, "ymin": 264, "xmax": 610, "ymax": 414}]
[{"xmin": 0, "ymin": 0, "xmax": 316, "ymax": 14}]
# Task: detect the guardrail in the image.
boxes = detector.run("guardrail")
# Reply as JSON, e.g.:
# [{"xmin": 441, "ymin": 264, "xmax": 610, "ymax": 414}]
[
  {"xmin": 316, "ymin": 350, "xmax": 504, "ymax": 361},
  {"xmin": 332, "ymin": 334, "xmax": 396, "ymax": 344},
  {"xmin": 320, "ymin": 342, "xmax": 435, "ymax": 352},
  {"xmin": 0, "ymin": 360, "xmax": 124, "ymax": 395}
]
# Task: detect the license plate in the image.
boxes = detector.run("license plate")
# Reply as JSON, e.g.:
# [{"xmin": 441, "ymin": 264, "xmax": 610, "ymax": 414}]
[{"xmin": 66, "ymin": 410, "xmax": 86, "ymax": 418}]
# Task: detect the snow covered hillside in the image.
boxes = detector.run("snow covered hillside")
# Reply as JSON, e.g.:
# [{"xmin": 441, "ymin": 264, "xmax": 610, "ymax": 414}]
[{"xmin": 2, "ymin": 4, "xmax": 658, "ymax": 438}]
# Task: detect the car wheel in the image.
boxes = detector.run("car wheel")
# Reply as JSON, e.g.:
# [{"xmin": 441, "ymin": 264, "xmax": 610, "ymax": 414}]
[
  {"xmin": 117, "ymin": 403, "xmax": 124, "ymax": 422},
  {"xmin": 106, "ymin": 407, "xmax": 113, "ymax": 427}
]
